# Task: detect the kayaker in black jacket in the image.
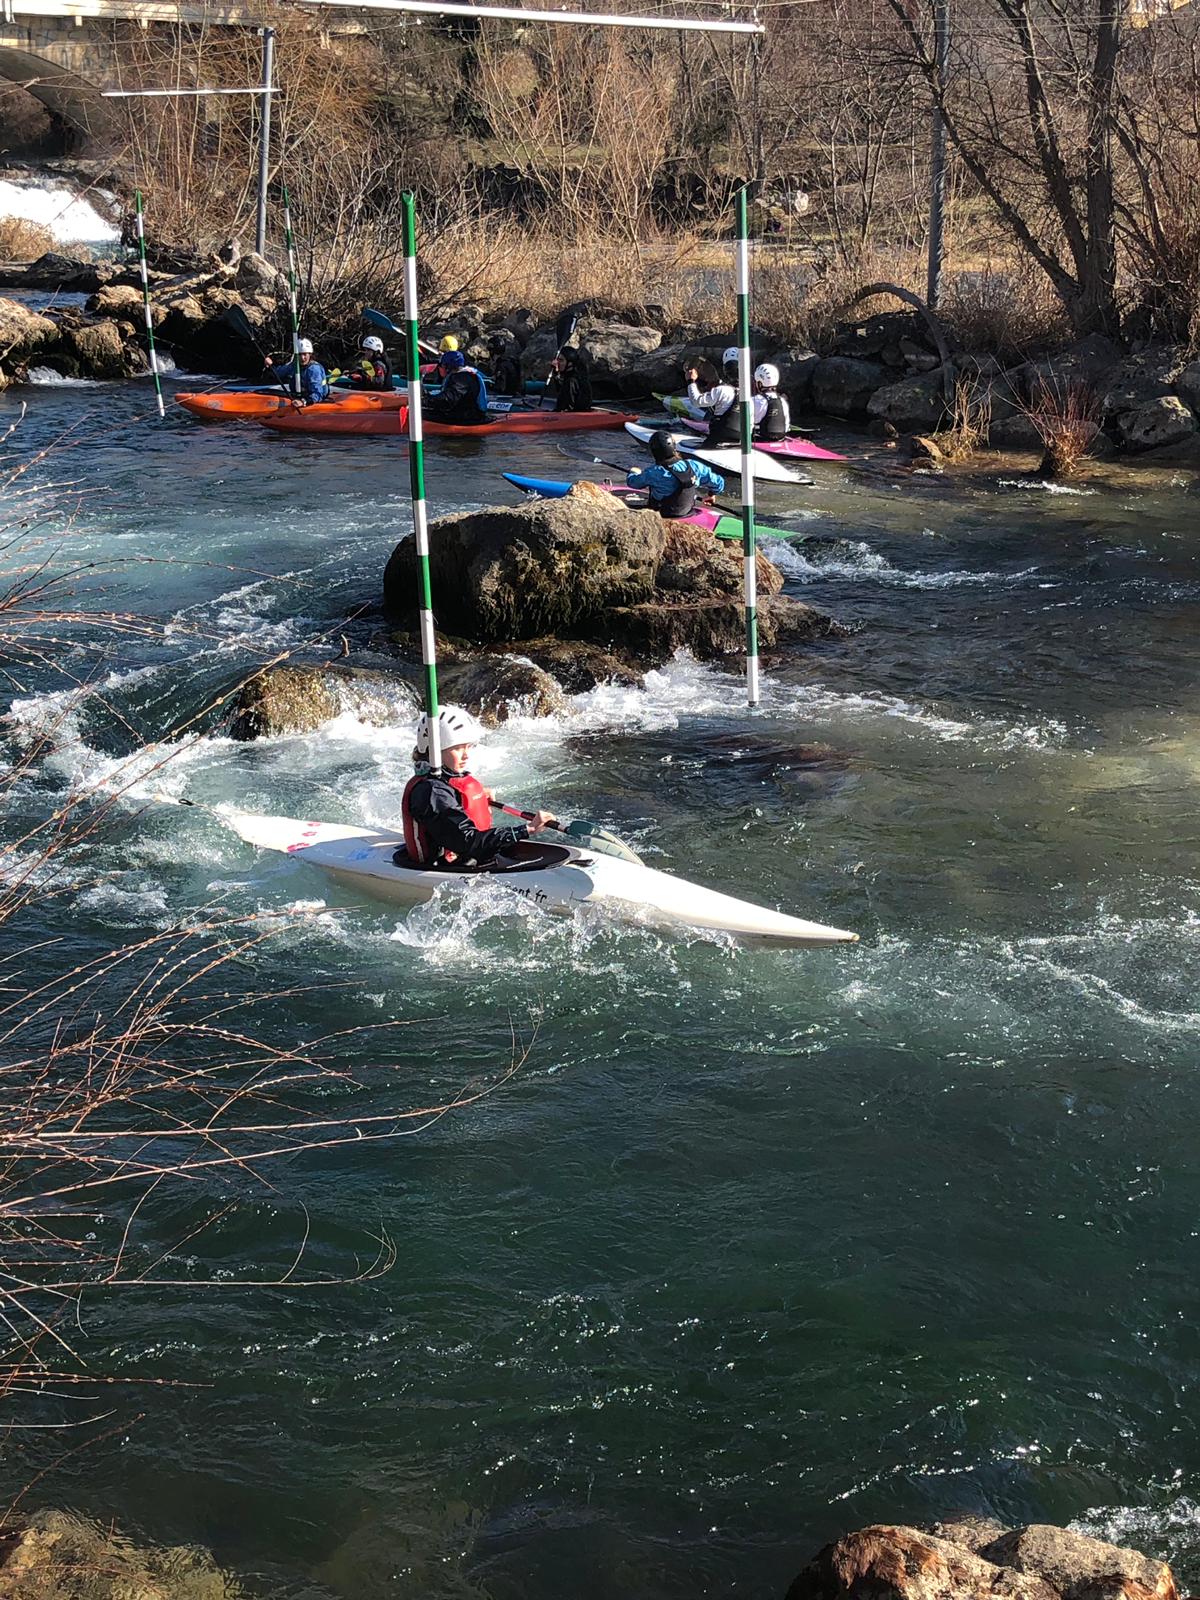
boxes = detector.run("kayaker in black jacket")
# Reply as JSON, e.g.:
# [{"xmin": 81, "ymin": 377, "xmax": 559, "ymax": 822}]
[
  {"xmin": 399, "ymin": 705, "xmax": 557, "ymax": 868},
  {"xmin": 550, "ymin": 346, "xmax": 592, "ymax": 413},
  {"xmin": 425, "ymin": 351, "xmax": 490, "ymax": 426},
  {"xmin": 487, "ymin": 334, "xmax": 524, "ymax": 398},
  {"xmin": 345, "ymin": 334, "xmax": 392, "ymax": 391}
]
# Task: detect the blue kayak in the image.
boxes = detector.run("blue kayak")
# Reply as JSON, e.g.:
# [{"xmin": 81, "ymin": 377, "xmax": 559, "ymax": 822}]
[{"xmin": 501, "ymin": 473, "xmax": 799, "ymax": 543}]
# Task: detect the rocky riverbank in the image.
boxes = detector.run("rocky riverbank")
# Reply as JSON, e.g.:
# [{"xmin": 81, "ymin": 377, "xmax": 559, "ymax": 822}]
[
  {"xmin": 3, "ymin": 251, "xmax": 1200, "ymax": 475},
  {"xmin": 0, "ymin": 1510, "xmax": 1186, "ymax": 1600}
]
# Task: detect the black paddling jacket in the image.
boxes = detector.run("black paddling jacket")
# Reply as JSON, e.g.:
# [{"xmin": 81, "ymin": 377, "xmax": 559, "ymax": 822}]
[{"xmin": 405, "ymin": 774, "xmax": 529, "ymax": 865}]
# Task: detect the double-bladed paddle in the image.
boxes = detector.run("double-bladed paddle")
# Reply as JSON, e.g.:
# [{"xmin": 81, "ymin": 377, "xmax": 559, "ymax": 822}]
[
  {"xmin": 540, "ymin": 307, "xmax": 580, "ymax": 410},
  {"xmin": 496, "ymin": 802, "xmax": 643, "ymax": 864},
  {"xmin": 362, "ymin": 307, "xmax": 439, "ymax": 360},
  {"xmin": 221, "ymin": 303, "xmax": 301, "ymax": 399}
]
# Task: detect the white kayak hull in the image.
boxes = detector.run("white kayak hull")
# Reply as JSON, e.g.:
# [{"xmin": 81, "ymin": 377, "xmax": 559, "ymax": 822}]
[
  {"xmin": 624, "ymin": 421, "xmax": 806, "ymax": 485},
  {"xmin": 222, "ymin": 810, "xmax": 858, "ymax": 949}
]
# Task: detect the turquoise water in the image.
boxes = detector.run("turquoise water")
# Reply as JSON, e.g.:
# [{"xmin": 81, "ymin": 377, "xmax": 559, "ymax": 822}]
[{"xmin": 2, "ymin": 378, "xmax": 1200, "ymax": 1597}]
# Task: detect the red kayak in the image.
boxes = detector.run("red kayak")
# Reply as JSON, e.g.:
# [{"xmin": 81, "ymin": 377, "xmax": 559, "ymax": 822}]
[{"xmin": 259, "ymin": 402, "xmax": 634, "ymax": 436}]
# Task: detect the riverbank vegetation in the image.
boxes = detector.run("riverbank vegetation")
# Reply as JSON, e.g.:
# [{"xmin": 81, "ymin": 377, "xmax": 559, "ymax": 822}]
[{"xmin": 72, "ymin": 0, "xmax": 1200, "ymax": 356}]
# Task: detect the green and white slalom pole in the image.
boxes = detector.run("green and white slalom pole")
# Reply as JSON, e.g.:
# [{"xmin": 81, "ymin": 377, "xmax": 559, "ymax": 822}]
[
  {"xmin": 401, "ymin": 191, "xmax": 441, "ymax": 774},
  {"xmin": 133, "ymin": 191, "xmax": 164, "ymax": 419},
  {"xmin": 281, "ymin": 183, "xmax": 302, "ymax": 399},
  {"xmin": 735, "ymin": 186, "xmax": 760, "ymax": 707}
]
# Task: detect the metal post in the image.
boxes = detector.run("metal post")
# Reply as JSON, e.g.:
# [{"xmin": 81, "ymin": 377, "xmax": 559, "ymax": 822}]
[
  {"xmin": 255, "ymin": 26, "xmax": 275, "ymax": 258},
  {"xmin": 735, "ymin": 187, "xmax": 759, "ymax": 709},
  {"xmin": 134, "ymin": 190, "xmax": 164, "ymax": 419},
  {"xmin": 281, "ymin": 183, "xmax": 302, "ymax": 399},
  {"xmin": 926, "ymin": 0, "xmax": 949, "ymax": 310},
  {"xmin": 401, "ymin": 192, "xmax": 441, "ymax": 774}
]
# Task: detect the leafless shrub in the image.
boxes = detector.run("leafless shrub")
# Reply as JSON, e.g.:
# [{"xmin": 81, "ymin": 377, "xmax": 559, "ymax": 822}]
[
  {"xmin": 935, "ymin": 375, "xmax": 992, "ymax": 462},
  {"xmin": 1020, "ymin": 377, "xmax": 1103, "ymax": 479},
  {"xmin": 940, "ymin": 266, "xmax": 1071, "ymax": 360},
  {"xmin": 0, "ymin": 216, "xmax": 55, "ymax": 261}
]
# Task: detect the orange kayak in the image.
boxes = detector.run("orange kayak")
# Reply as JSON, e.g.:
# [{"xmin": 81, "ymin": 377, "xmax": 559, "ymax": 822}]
[
  {"xmin": 259, "ymin": 403, "xmax": 635, "ymax": 436},
  {"xmin": 176, "ymin": 390, "xmax": 408, "ymax": 420}
]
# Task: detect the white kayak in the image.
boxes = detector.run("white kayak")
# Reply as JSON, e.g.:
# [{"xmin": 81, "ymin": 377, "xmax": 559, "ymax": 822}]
[
  {"xmin": 224, "ymin": 810, "xmax": 858, "ymax": 950},
  {"xmin": 624, "ymin": 421, "xmax": 808, "ymax": 485}
]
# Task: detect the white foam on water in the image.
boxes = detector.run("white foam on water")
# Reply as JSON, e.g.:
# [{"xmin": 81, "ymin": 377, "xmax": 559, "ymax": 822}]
[
  {"xmin": 998, "ymin": 478, "xmax": 1098, "ymax": 496},
  {"xmin": 763, "ymin": 536, "xmax": 1039, "ymax": 590},
  {"xmin": 26, "ymin": 367, "xmax": 105, "ymax": 386},
  {"xmin": 0, "ymin": 177, "xmax": 119, "ymax": 245},
  {"xmin": 1071, "ymin": 1497, "xmax": 1200, "ymax": 1555}
]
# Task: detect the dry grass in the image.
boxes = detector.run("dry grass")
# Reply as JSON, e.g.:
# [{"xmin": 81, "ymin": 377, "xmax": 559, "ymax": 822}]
[
  {"xmin": 940, "ymin": 265, "xmax": 1071, "ymax": 361},
  {"xmin": 1020, "ymin": 377, "xmax": 1103, "ymax": 479},
  {"xmin": 935, "ymin": 376, "xmax": 993, "ymax": 461},
  {"xmin": 0, "ymin": 216, "xmax": 54, "ymax": 261}
]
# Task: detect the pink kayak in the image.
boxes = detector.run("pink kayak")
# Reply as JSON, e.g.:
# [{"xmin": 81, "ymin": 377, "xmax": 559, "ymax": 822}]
[
  {"xmin": 501, "ymin": 473, "xmax": 799, "ymax": 542},
  {"xmin": 652, "ymin": 397, "xmax": 846, "ymax": 461}
]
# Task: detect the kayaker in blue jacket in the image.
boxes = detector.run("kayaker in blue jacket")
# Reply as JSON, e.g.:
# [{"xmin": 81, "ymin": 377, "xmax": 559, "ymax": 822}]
[
  {"xmin": 626, "ymin": 430, "xmax": 725, "ymax": 519},
  {"xmin": 425, "ymin": 350, "xmax": 490, "ymax": 426},
  {"xmin": 264, "ymin": 338, "xmax": 329, "ymax": 404}
]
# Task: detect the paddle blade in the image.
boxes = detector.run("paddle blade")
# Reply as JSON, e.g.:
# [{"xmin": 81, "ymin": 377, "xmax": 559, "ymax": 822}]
[
  {"xmin": 555, "ymin": 309, "xmax": 579, "ymax": 350},
  {"xmin": 557, "ymin": 819, "xmax": 643, "ymax": 865},
  {"xmin": 362, "ymin": 306, "xmax": 401, "ymax": 337},
  {"xmin": 221, "ymin": 303, "xmax": 257, "ymax": 342}
]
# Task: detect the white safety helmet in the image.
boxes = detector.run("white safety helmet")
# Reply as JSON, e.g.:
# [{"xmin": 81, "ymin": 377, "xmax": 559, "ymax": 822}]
[
  {"xmin": 362, "ymin": 334, "xmax": 384, "ymax": 353},
  {"xmin": 722, "ymin": 345, "xmax": 739, "ymax": 366},
  {"xmin": 296, "ymin": 338, "xmax": 314, "ymax": 355},
  {"xmin": 754, "ymin": 362, "xmax": 780, "ymax": 388},
  {"xmin": 416, "ymin": 704, "xmax": 484, "ymax": 755}
]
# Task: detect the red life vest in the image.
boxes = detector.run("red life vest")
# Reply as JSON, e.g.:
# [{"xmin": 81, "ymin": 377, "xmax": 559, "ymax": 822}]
[{"xmin": 401, "ymin": 771, "xmax": 493, "ymax": 864}]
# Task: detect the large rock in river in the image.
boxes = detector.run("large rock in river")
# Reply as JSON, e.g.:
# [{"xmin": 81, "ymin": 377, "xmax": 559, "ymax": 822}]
[
  {"xmin": 785, "ymin": 1522, "xmax": 1178, "ymax": 1600},
  {"xmin": 811, "ymin": 356, "xmax": 889, "ymax": 418},
  {"xmin": 384, "ymin": 489, "xmax": 847, "ymax": 668},
  {"xmin": 384, "ymin": 491, "xmax": 667, "ymax": 641},
  {"xmin": 228, "ymin": 664, "xmax": 418, "ymax": 741},
  {"xmin": 1116, "ymin": 394, "xmax": 1196, "ymax": 452}
]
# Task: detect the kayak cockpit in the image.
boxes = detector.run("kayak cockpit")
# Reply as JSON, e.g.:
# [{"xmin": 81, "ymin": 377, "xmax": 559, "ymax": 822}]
[{"xmin": 389, "ymin": 840, "xmax": 578, "ymax": 874}]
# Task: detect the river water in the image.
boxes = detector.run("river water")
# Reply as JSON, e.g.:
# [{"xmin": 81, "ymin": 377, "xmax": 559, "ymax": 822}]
[{"xmin": 2, "ymin": 376, "xmax": 1199, "ymax": 1598}]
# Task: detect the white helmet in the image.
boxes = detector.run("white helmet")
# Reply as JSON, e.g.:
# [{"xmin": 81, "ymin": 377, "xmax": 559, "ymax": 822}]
[
  {"xmin": 296, "ymin": 338, "xmax": 314, "ymax": 355},
  {"xmin": 722, "ymin": 345, "xmax": 739, "ymax": 366},
  {"xmin": 416, "ymin": 704, "xmax": 484, "ymax": 755},
  {"xmin": 362, "ymin": 334, "xmax": 384, "ymax": 353},
  {"xmin": 754, "ymin": 362, "xmax": 780, "ymax": 387}
]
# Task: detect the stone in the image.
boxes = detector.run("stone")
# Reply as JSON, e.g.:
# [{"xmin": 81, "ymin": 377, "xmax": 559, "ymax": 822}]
[
  {"xmin": 501, "ymin": 307, "xmax": 537, "ymax": 348},
  {"xmin": 1116, "ymin": 394, "xmax": 1196, "ymax": 451},
  {"xmin": 0, "ymin": 1508, "xmax": 240, "ymax": 1600},
  {"xmin": 772, "ymin": 347, "xmax": 820, "ymax": 408},
  {"xmin": 811, "ymin": 356, "xmax": 889, "ymax": 418},
  {"xmin": 61, "ymin": 319, "xmax": 142, "ymax": 380},
  {"xmin": 520, "ymin": 316, "xmax": 663, "ymax": 394},
  {"xmin": 990, "ymin": 414, "xmax": 1046, "ymax": 449},
  {"xmin": 910, "ymin": 434, "xmax": 945, "ymax": 463},
  {"xmin": 229, "ymin": 251, "xmax": 282, "ymax": 294},
  {"xmin": 228, "ymin": 664, "xmax": 417, "ymax": 741},
  {"xmin": 786, "ymin": 1525, "xmax": 1061, "ymax": 1600},
  {"xmin": 0, "ymin": 297, "xmax": 58, "ymax": 370},
  {"xmin": 867, "ymin": 368, "xmax": 953, "ymax": 430},
  {"xmin": 1023, "ymin": 334, "xmax": 1123, "ymax": 400},
  {"xmin": 1175, "ymin": 358, "xmax": 1200, "ymax": 413},
  {"xmin": 835, "ymin": 309, "xmax": 935, "ymax": 361},
  {"xmin": 441, "ymin": 656, "xmax": 567, "ymax": 722},
  {"xmin": 930, "ymin": 1518, "xmax": 1011, "ymax": 1556},
  {"xmin": 7, "ymin": 251, "xmax": 106, "ymax": 292},
  {"xmin": 978, "ymin": 1525, "xmax": 1177, "ymax": 1600},
  {"xmin": 383, "ymin": 492, "xmax": 667, "ymax": 641},
  {"xmin": 1102, "ymin": 348, "xmax": 1182, "ymax": 415},
  {"xmin": 656, "ymin": 520, "xmax": 784, "ymax": 599},
  {"xmin": 521, "ymin": 638, "xmax": 642, "ymax": 692},
  {"xmin": 87, "ymin": 283, "xmax": 154, "ymax": 321}
]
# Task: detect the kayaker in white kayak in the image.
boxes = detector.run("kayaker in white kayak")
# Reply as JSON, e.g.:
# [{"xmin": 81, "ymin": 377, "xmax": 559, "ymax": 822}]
[
  {"xmin": 264, "ymin": 338, "xmax": 329, "ymax": 404},
  {"xmin": 399, "ymin": 706, "xmax": 557, "ymax": 868},
  {"xmin": 685, "ymin": 347, "xmax": 740, "ymax": 447},
  {"xmin": 752, "ymin": 362, "xmax": 790, "ymax": 442},
  {"xmin": 626, "ymin": 430, "xmax": 725, "ymax": 519}
]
